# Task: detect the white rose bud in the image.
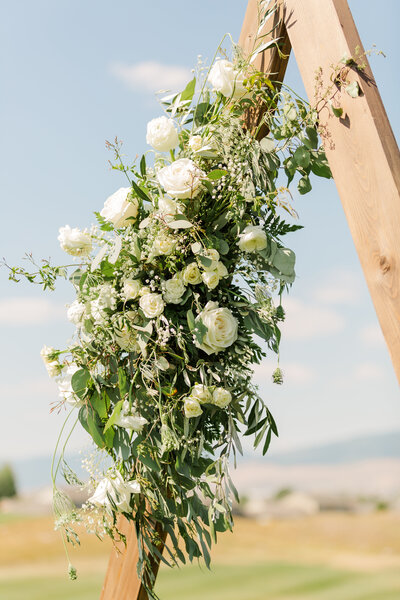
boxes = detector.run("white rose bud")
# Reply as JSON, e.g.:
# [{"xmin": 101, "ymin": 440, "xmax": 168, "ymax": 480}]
[
  {"xmin": 40, "ymin": 345, "xmax": 63, "ymax": 378},
  {"xmin": 100, "ymin": 187, "xmax": 139, "ymax": 228},
  {"xmin": 58, "ymin": 226, "xmax": 92, "ymax": 257},
  {"xmin": 188, "ymin": 135, "xmax": 203, "ymax": 152},
  {"xmin": 153, "ymin": 233, "xmax": 175, "ymax": 256},
  {"xmin": 216, "ymin": 261, "xmax": 229, "ymax": 278},
  {"xmin": 191, "ymin": 384, "xmax": 212, "ymax": 404},
  {"xmin": 183, "ymin": 397, "xmax": 203, "ymax": 419},
  {"xmin": 212, "ymin": 387, "xmax": 232, "ymax": 408},
  {"xmin": 139, "ymin": 293, "xmax": 165, "ymax": 319},
  {"xmin": 238, "ymin": 225, "xmax": 267, "ymax": 252},
  {"xmin": 122, "ymin": 279, "xmax": 141, "ymax": 300},
  {"xmin": 163, "ymin": 276, "xmax": 186, "ymax": 304},
  {"xmin": 146, "ymin": 116, "xmax": 179, "ymax": 152},
  {"xmin": 194, "ymin": 301, "xmax": 238, "ymax": 355},
  {"xmin": 157, "ymin": 196, "xmax": 179, "ymax": 221},
  {"xmin": 67, "ymin": 300, "xmax": 86, "ymax": 325},
  {"xmin": 202, "ymin": 270, "xmax": 220, "ymax": 290},
  {"xmin": 114, "ymin": 401, "xmax": 148, "ymax": 432},
  {"xmin": 208, "ymin": 59, "xmax": 246, "ymax": 98},
  {"xmin": 157, "ymin": 158, "xmax": 205, "ymax": 199},
  {"xmin": 182, "ymin": 262, "xmax": 202, "ymax": 285}
]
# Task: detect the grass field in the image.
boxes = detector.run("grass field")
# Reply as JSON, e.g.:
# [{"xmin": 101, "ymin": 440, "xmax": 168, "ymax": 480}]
[{"xmin": 1, "ymin": 512, "xmax": 400, "ymax": 599}]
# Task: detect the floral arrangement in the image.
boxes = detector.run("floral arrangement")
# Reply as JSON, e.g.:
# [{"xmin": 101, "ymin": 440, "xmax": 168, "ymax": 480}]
[{"xmin": 6, "ymin": 23, "xmax": 331, "ymax": 598}]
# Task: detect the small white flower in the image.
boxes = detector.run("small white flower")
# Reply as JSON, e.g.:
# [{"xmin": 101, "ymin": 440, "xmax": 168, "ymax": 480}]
[
  {"xmin": 146, "ymin": 116, "xmax": 179, "ymax": 152},
  {"xmin": 238, "ymin": 225, "xmax": 267, "ymax": 252},
  {"xmin": 153, "ymin": 233, "xmax": 176, "ymax": 256},
  {"xmin": 183, "ymin": 397, "xmax": 203, "ymax": 418},
  {"xmin": 88, "ymin": 471, "xmax": 141, "ymax": 513},
  {"xmin": 114, "ymin": 401, "xmax": 148, "ymax": 432},
  {"xmin": 122, "ymin": 279, "xmax": 141, "ymax": 300},
  {"xmin": 57, "ymin": 364, "xmax": 81, "ymax": 406},
  {"xmin": 139, "ymin": 293, "xmax": 165, "ymax": 318},
  {"xmin": 163, "ymin": 276, "xmax": 186, "ymax": 304},
  {"xmin": 40, "ymin": 345, "xmax": 63, "ymax": 378},
  {"xmin": 191, "ymin": 384, "xmax": 212, "ymax": 404},
  {"xmin": 157, "ymin": 158, "xmax": 205, "ymax": 199},
  {"xmin": 202, "ymin": 270, "xmax": 220, "ymax": 290},
  {"xmin": 208, "ymin": 59, "xmax": 246, "ymax": 98},
  {"xmin": 212, "ymin": 387, "xmax": 232, "ymax": 408},
  {"xmin": 67, "ymin": 300, "xmax": 86, "ymax": 325},
  {"xmin": 182, "ymin": 262, "xmax": 202, "ymax": 285},
  {"xmin": 58, "ymin": 226, "xmax": 92, "ymax": 257},
  {"xmin": 188, "ymin": 135, "xmax": 203, "ymax": 152},
  {"xmin": 100, "ymin": 187, "xmax": 139, "ymax": 228}
]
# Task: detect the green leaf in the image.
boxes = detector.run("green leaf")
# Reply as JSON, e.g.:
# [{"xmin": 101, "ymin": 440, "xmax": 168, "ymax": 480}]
[
  {"xmin": 168, "ymin": 219, "xmax": 193, "ymax": 229},
  {"xmin": 305, "ymin": 126, "xmax": 318, "ymax": 149},
  {"xmin": 262, "ymin": 428, "xmax": 272, "ymax": 456},
  {"xmin": 346, "ymin": 80, "xmax": 360, "ymax": 98},
  {"xmin": 207, "ymin": 169, "xmax": 227, "ymax": 181},
  {"xmin": 113, "ymin": 427, "xmax": 130, "ymax": 461},
  {"xmin": 193, "ymin": 318, "xmax": 208, "ymax": 345},
  {"xmin": 198, "ymin": 255, "xmax": 212, "ymax": 268},
  {"xmin": 118, "ymin": 368, "xmax": 129, "ymax": 398},
  {"xmin": 131, "ymin": 180, "xmax": 151, "ymax": 203},
  {"xmin": 331, "ymin": 105, "xmax": 344, "ymax": 118},
  {"xmin": 310, "ymin": 155, "xmax": 332, "ymax": 179},
  {"xmin": 140, "ymin": 155, "xmax": 146, "ymax": 177},
  {"xmin": 293, "ymin": 146, "xmax": 310, "ymax": 168},
  {"xmin": 104, "ymin": 399, "xmax": 124, "ymax": 432},
  {"xmin": 90, "ymin": 390, "xmax": 109, "ymax": 420},
  {"xmin": 78, "ymin": 405, "xmax": 105, "ymax": 449},
  {"xmin": 298, "ymin": 175, "xmax": 312, "ymax": 195},
  {"xmin": 187, "ymin": 309, "xmax": 195, "ymax": 331},
  {"xmin": 71, "ymin": 369, "xmax": 91, "ymax": 400},
  {"xmin": 180, "ymin": 77, "xmax": 196, "ymax": 102},
  {"xmin": 243, "ymin": 312, "xmax": 273, "ymax": 342},
  {"xmin": 194, "ymin": 102, "xmax": 211, "ymax": 126}
]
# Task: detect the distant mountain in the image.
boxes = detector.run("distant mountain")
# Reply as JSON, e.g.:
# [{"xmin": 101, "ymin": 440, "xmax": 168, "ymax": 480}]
[
  {"xmin": 268, "ymin": 430, "xmax": 400, "ymax": 465},
  {"xmin": 5, "ymin": 430, "xmax": 400, "ymax": 492}
]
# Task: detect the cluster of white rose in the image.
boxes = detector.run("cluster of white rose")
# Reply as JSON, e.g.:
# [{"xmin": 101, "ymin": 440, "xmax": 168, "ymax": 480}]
[{"xmin": 183, "ymin": 384, "xmax": 232, "ymax": 418}]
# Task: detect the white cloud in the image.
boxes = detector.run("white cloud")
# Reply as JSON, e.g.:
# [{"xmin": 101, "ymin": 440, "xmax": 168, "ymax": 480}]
[
  {"xmin": 313, "ymin": 268, "xmax": 362, "ymax": 305},
  {"xmin": 0, "ymin": 297, "xmax": 65, "ymax": 326},
  {"xmin": 110, "ymin": 61, "xmax": 192, "ymax": 93},
  {"xmin": 253, "ymin": 360, "xmax": 316, "ymax": 385},
  {"xmin": 360, "ymin": 323, "xmax": 386, "ymax": 348},
  {"xmin": 281, "ymin": 297, "xmax": 345, "ymax": 340},
  {"xmin": 354, "ymin": 362, "xmax": 385, "ymax": 381}
]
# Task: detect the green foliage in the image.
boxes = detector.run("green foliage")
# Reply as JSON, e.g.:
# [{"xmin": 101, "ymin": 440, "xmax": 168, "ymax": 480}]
[{"xmin": 0, "ymin": 464, "xmax": 17, "ymax": 499}]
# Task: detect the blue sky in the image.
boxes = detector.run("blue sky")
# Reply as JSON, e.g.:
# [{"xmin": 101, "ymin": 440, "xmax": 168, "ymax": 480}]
[{"xmin": 1, "ymin": 0, "xmax": 399, "ymax": 461}]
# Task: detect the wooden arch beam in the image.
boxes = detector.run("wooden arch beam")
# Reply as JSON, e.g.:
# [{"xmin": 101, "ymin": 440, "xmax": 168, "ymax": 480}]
[{"xmin": 101, "ymin": 2, "xmax": 400, "ymax": 599}]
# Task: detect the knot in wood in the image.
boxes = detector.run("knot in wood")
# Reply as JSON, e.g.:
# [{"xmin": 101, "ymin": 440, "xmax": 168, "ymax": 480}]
[{"xmin": 379, "ymin": 255, "xmax": 391, "ymax": 274}]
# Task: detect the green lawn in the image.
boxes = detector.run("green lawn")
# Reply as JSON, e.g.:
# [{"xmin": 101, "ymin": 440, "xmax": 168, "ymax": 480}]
[{"xmin": 1, "ymin": 562, "xmax": 400, "ymax": 600}]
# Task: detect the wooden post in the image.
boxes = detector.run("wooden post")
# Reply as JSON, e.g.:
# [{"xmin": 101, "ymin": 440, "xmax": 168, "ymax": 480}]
[
  {"xmin": 240, "ymin": 0, "xmax": 400, "ymax": 384},
  {"xmin": 101, "ymin": 2, "xmax": 400, "ymax": 598},
  {"xmin": 100, "ymin": 516, "xmax": 166, "ymax": 600}
]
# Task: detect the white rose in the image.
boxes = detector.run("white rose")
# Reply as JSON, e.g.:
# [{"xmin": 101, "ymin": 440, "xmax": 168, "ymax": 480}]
[
  {"xmin": 122, "ymin": 279, "xmax": 141, "ymax": 300},
  {"xmin": 67, "ymin": 300, "xmax": 86, "ymax": 325},
  {"xmin": 163, "ymin": 276, "xmax": 186, "ymax": 304},
  {"xmin": 238, "ymin": 225, "xmax": 267, "ymax": 252},
  {"xmin": 182, "ymin": 262, "xmax": 202, "ymax": 285},
  {"xmin": 58, "ymin": 225, "xmax": 92, "ymax": 257},
  {"xmin": 188, "ymin": 135, "xmax": 203, "ymax": 152},
  {"xmin": 201, "ymin": 248, "xmax": 220, "ymax": 272},
  {"xmin": 216, "ymin": 261, "xmax": 229, "ymax": 278},
  {"xmin": 157, "ymin": 196, "xmax": 179, "ymax": 221},
  {"xmin": 212, "ymin": 387, "xmax": 232, "ymax": 408},
  {"xmin": 88, "ymin": 471, "xmax": 140, "ymax": 513},
  {"xmin": 208, "ymin": 59, "xmax": 246, "ymax": 98},
  {"xmin": 100, "ymin": 187, "xmax": 139, "ymax": 228},
  {"xmin": 183, "ymin": 397, "xmax": 203, "ymax": 419},
  {"xmin": 194, "ymin": 301, "xmax": 238, "ymax": 355},
  {"xmin": 157, "ymin": 158, "xmax": 205, "ymax": 199},
  {"xmin": 202, "ymin": 270, "xmax": 220, "ymax": 290},
  {"xmin": 191, "ymin": 384, "xmax": 212, "ymax": 404},
  {"xmin": 40, "ymin": 346, "xmax": 63, "ymax": 378},
  {"xmin": 153, "ymin": 233, "xmax": 175, "ymax": 256},
  {"xmin": 146, "ymin": 116, "xmax": 179, "ymax": 152},
  {"xmin": 139, "ymin": 293, "xmax": 164, "ymax": 318},
  {"xmin": 114, "ymin": 401, "xmax": 148, "ymax": 432},
  {"xmin": 57, "ymin": 363, "xmax": 81, "ymax": 406}
]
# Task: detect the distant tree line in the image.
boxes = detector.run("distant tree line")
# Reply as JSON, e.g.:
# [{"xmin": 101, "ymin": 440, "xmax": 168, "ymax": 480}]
[{"xmin": 0, "ymin": 464, "xmax": 17, "ymax": 498}]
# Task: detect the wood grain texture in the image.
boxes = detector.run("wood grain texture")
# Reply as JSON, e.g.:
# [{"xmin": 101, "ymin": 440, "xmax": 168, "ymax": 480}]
[
  {"xmin": 283, "ymin": 0, "xmax": 400, "ymax": 383},
  {"xmin": 100, "ymin": 516, "xmax": 166, "ymax": 600}
]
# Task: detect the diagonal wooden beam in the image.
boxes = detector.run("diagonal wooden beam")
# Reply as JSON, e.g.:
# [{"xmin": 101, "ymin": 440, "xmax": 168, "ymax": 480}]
[{"xmin": 241, "ymin": 0, "xmax": 400, "ymax": 384}]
